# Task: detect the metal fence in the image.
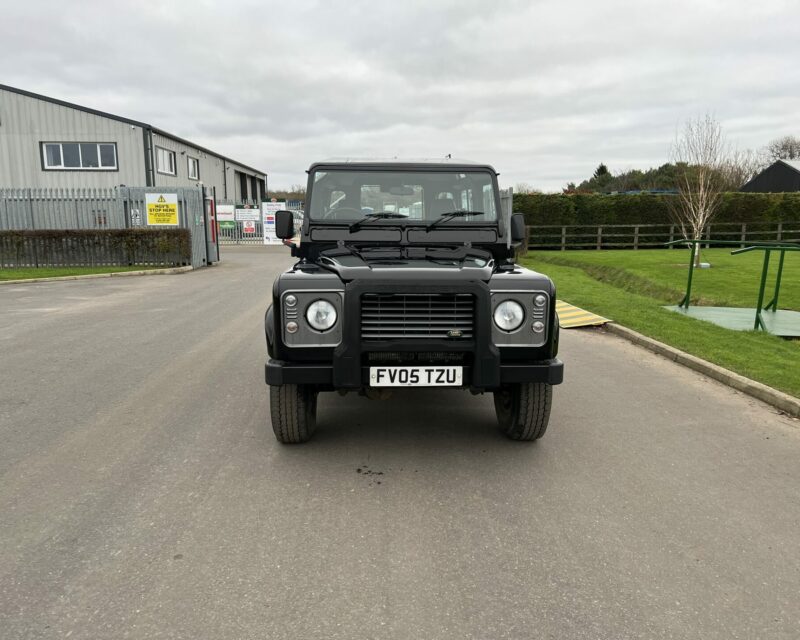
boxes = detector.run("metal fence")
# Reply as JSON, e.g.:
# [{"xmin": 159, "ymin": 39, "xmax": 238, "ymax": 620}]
[
  {"xmin": 0, "ymin": 229, "xmax": 190, "ymax": 268},
  {"xmin": 0, "ymin": 188, "xmax": 124, "ymax": 230},
  {"xmin": 0, "ymin": 186, "xmax": 213, "ymax": 267},
  {"xmin": 526, "ymin": 221, "xmax": 800, "ymax": 251},
  {"xmin": 216, "ymin": 202, "xmax": 306, "ymax": 245},
  {"xmin": 217, "ymin": 199, "xmax": 263, "ymax": 245}
]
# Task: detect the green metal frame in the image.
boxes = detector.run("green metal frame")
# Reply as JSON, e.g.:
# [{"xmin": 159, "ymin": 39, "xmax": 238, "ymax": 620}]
[
  {"xmin": 665, "ymin": 239, "xmax": 799, "ymax": 331},
  {"xmin": 730, "ymin": 245, "xmax": 800, "ymax": 330}
]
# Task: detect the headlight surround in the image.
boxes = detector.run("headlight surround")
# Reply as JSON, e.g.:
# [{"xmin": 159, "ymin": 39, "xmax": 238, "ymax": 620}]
[
  {"xmin": 306, "ymin": 299, "xmax": 338, "ymax": 331},
  {"xmin": 493, "ymin": 300, "xmax": 525, "ymax": 332}
]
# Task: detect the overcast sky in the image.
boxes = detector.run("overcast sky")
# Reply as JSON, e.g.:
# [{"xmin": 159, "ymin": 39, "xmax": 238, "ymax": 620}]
[{"xmin": 2, "ymin": 0, "xmax": 798, "ymax": 191}]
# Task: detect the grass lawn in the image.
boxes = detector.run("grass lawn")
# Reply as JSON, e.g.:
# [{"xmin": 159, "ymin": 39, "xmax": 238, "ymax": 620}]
[
  {"xmin": 0, "ymin": 265, "xmax": 161, "ymax": 281},
  {"xmin": 521, "ymin": 248, "xmax": 800, "ymax": 399}
]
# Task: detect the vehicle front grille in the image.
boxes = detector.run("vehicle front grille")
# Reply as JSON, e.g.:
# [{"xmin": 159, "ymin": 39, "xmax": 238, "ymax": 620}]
[
  {"xmin": 365, "ymin": 352, "xmax": 468, "ymax": 365},
  {"xmin": 361, "ymin": 293, "xmax": 475, "ymax": 340}
]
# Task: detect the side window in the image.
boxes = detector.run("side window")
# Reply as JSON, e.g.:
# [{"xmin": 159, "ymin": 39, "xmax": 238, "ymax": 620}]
[
  {"xmin": 482, "ymin": 184, "xmax": 497, "ymax": 218},
  {"xmin": 156, "ymin": 147, "xmax": 176, "ymax": 175},
  {"xmin": 360, "ymin": 185, "xmax": 380, "ymax": 213},
  {"xmin": 187, "ymin": 157, "xmax": 200, "ymax": 180},
  {"xmin": 42, "ymin": 142, "xmax": 118, "ymax": 170}
]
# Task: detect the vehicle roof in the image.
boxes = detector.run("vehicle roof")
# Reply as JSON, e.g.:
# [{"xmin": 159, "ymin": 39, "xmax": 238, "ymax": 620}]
[{"xmin": 309, "ymin": 158, "xmax": 498, "ymax": 174}]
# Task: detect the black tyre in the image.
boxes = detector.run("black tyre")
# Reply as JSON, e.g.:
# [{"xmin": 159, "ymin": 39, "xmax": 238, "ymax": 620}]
[
  {"xmin": 270, "ymin": 384, "xmax": 318, "ymax": 444},
  {"xmin": 494, "ymin": 382, "xmax": 553, "ymax": 441}
]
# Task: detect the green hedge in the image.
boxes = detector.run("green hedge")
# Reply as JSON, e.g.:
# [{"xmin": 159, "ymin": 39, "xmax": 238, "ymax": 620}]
[
  {"xmin": 0, "ymin": 228, "xmax": 191, "ymax": 268},
  {"xmin": 516, "ymin": 192, "xmax": 800, "ymax": 226}
]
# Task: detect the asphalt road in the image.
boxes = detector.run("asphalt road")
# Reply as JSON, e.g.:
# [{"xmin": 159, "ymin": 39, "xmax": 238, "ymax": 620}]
[{"xmin": 1, "ymin": 245, "xmax": 799, "ymax": 640}]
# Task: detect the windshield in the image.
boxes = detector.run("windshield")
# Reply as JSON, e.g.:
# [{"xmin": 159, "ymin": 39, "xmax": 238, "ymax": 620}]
[{"xmin": 307, "ymin": 169, "xmax": 498, "ymax": 223}]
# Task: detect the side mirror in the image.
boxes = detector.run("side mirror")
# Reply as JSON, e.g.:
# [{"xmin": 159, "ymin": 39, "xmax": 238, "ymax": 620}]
[
  {"xmin": 510, "ymin": 213, "xmax": 526, "ymax": 243},
  {"xmin": 275, "ymin": 210, "xmax": 295, "ymax": 239}
]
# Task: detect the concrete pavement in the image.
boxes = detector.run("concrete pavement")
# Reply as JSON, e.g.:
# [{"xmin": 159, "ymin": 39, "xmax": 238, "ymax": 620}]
[{"xmin": 1, "ymin": 245, "xmax": 799, "ymax": 639}]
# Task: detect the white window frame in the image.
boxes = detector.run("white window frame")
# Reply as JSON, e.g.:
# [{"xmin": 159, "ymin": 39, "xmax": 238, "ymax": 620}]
[
  {"xmin": 156, "ymin": 146, "xmax": 177, "ymax": 176},
  {"xmin": 187, "ymin": 156, "xmax": 200, "ymax": 180},
  {"xmin": 41, "ymin": 142, "xmax": 118, "ymax": 171}
]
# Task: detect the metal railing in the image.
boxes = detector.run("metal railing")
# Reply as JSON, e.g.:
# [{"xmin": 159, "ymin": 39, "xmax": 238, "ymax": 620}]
[
  {"xmin": 0, "ymin": 186, "xmax": 211, "ymax": 268},
  {"xmin": 666, "ymin": 239, "xmax": 800, "ymax": 331},
  {"xmin": 526, "ymin": 221, "xmax": 800, "ymax": 251},
  {"xmin": 0, "ymin": 187, "xmax": 124, "ymax": 230},
  {"xmin": 731, "ymin": 244, "xmax": 800, "ymax": 330}
]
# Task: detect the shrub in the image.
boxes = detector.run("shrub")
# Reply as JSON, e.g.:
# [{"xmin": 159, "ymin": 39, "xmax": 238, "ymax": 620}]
[{"xmin": 0, "ymin": 228, "xmax": 191, "ymax": 268}]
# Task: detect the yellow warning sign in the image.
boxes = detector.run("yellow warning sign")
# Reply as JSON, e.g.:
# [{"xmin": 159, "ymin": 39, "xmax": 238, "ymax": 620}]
[
  {"xmin": 556, "ymin": 300, "xmax": 610, "ymax": 328},
  {"xmin": 145, "ymin": 193, "xmax": 179, "ymax": 226}
]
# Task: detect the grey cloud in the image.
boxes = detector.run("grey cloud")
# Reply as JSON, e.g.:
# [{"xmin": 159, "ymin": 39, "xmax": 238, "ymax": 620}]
[{"xmin": 1, "ymin": 0, "xmax": 799, "ymax": 190}]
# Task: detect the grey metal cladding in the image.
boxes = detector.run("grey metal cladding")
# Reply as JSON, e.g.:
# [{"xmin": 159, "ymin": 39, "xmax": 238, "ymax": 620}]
[
  {"xmin": 0, "ymin": 85, "xmax": 266, "ymax": 190},
  {"xmin": 0, "ymin": 88, "xmax": 146, "ymax": 188}
]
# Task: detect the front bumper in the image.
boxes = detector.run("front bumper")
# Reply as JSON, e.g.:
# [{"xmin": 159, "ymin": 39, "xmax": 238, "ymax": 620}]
[{"xmin": 265, "ymin": 358, "xmax": 564, "ymax": 389}]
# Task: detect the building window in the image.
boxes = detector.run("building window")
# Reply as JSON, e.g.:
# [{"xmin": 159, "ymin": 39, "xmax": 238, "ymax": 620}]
[
  {"xmin": 187, "ymin": 156, "xmax": 200, "ymax": 180},
  {"xmin": 41, "ymin": 142, "xmax": 117, "ymax": 170},
  {"xmin": 156, "ymin": 147, "xmax": 176, "ymax": 175}
]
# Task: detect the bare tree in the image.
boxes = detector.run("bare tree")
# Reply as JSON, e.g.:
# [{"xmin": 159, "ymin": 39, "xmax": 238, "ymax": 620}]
[
  {"xmin": 720, "ymin": 148, "xmax": 763, "ymax": 190},
  {"xmin": 763, "ymin": 135, "xmax": 800, "ymax": 162},
  {"xmin": 514, "ymin": 182, "xmax": 541, "ymax": 195},
  {"xmin": 668, "ymin": 114, "xmax": 730, "ymax": 266}
]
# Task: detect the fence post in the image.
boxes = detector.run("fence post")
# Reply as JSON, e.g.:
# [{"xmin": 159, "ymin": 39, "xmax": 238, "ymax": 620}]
[
  {"xmin": 27, "ymin": 189, "xmax": 39, "ymax": 267},
  {"xmin": 634, "ymin": 225, "xmax": 639, "ymax": 250},
  {"xmin": 705, "ymin": 224, "xmax": 711, "ymax": 248},
  {"xmin": 596, "ymin": 226, "xmax": 602, "ymax": 250},
  {"xmin": 560, "ymin": 226, "xmax": 566, "ymax": 251},
  {"xmin": 27, "ymin": 188, "xmax": 35, "ymax": 230},
  {"xmin": 668, "ymin": 224, "xmax": 674, "ymax": 248},
  {"xmin": 740, "ymin": 223, "xmax": 747, "ymax": 247},
  {"xmin": 777, "ymin": 222, "xmax": 783, "ymax": 242}
]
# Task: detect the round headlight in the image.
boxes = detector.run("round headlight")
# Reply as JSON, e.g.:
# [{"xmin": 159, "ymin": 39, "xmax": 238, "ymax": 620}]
[
  {"xmin": 534, "ymin": 294, "xmax": 547, "ymax": 307},
  {"xmin": 493, "ymin": 300, "xmax": 525, "ymax": 332},
  {"xmin": 306, "ymin": 299, "xmax": 337, "ymax": 331}
]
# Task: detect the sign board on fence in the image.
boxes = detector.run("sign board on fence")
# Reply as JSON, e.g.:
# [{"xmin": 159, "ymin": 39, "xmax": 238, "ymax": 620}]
[
  {"xmin": 262, "ymin": 201, "xmax": 285, "ymax": 245},
  {"xmin": 235, "ymin": 205, "xmax": 260, "ymax": 222},
  {"xmin": 218, "ymin": 220, "xmax": 235, "ymax": 229},
  {"xmin": 145, "ymin": 193, "xmax": 179, "ymax": 226},
  {"xmin": 243, "ymin": 220, "xmax": 256, "ymax": 234},
  {"xmin": 216, "ymin": 204, "xmax": 235, "ymax": 222}
]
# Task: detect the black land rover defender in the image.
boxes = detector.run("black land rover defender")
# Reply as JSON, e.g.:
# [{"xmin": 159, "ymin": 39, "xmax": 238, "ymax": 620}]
[{"xmin": 264, "ymin": 160, "xmax": 563, "ymax": 443}]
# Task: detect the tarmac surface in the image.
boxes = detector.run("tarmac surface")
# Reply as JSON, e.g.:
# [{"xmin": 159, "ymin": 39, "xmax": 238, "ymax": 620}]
[{"xmin": 1, "ymin": 245, "xmax": 799, "ymax": 639}]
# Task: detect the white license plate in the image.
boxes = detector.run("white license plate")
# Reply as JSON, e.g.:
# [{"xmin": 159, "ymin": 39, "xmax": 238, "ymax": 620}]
[{"xmin": 369, "ymin": 366, "xmax": 463, "ymax": 387}]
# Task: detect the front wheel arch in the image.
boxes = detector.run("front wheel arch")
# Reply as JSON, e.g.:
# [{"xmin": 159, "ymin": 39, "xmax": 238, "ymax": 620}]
[{"xmin": 265, "ymin": 305, "xmax": 275, "ymax": 357}]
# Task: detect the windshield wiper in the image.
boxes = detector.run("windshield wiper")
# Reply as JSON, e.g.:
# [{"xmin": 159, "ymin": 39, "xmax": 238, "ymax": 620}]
[
  {"xmin": 349, "ymin": 211, "xmax": 409, "ymax": 232},
  {"xmin": 426, "ymin": 211, "xmax": 485, "ymax": 230}
]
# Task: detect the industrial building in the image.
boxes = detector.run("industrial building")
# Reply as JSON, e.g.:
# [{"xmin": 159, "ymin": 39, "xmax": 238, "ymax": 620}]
[
  {"xmin": 741, "ymin": 159, "xmax": 800, "ymax": 193},
  {"xmin": 0, "ymin": 84, "xmax": 266, "ymax": 202}
]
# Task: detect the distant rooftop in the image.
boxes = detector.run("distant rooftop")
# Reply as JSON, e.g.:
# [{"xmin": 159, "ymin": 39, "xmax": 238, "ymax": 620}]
[{"xmin": 779, "ymin": 159, "xmax": 800, "ymax": 173}]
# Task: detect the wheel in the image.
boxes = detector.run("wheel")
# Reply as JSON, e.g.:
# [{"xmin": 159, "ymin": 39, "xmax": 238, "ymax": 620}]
[
  {"xmin": 494, "ymin": 382, "xmax": 553, "ymax": 441},
  {"xmin": 270, "ymin": 384, "xmax": 318, "ymax": 443}
]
